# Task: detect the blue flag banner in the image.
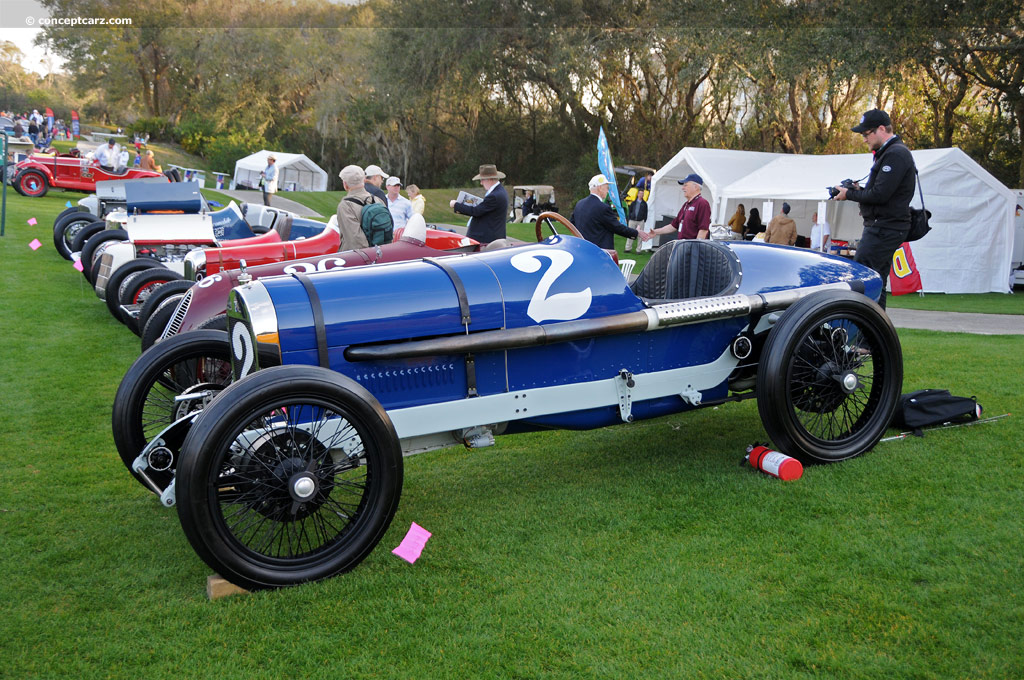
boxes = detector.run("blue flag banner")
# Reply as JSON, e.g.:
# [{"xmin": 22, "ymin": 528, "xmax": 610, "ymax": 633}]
[{"xmin": 597, "ymin": 126, "xmax": 627, "ymax": 225}]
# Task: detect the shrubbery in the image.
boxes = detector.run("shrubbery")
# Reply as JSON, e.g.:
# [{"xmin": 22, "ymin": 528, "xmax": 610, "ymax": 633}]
[{"xmin": 130, "ymin": 117, "xmax": 173, "ymax": 141}]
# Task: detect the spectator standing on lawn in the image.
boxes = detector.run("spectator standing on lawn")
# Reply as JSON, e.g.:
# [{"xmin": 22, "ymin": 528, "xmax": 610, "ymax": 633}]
[
  {"xmin": 649, "ymin": 173, "xmax": 711, "ymax": 240},
  {"xmin": 765, "ymin": 202, "xmax": 797, "ymax": 245},
  {"xmin": 363, "ymin": 164, "xmax": 388, "ymax": 201},
  {"xmin": 833, "ymin": 108, "xmax": 916, "ymax": 309},
  {"xmin": 336, "ymin": 165, "xmax": 374, "ymax": 250},
  {"xmin": 260, "ymin": 155, "xmax": 278, "ymax": 206},
  {"xmin": 407, "ymin": 184, "xmax": 426, "ymax": 215},
  {"xmin": 449, "ymin": 164, "xmax": 509, "ymax": 244},
  {"xmin": 385, "ymin": 177, "xmax": 415, "ymax": 231},
  {"xmin": 572, "ymin": 174, "xmax": 651, "ymax": 250}
]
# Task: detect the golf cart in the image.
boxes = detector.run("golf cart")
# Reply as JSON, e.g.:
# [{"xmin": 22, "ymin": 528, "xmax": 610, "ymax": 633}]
[{"xmin": 509, "ymin": 185, "xmax": 557, "ymax": 223}]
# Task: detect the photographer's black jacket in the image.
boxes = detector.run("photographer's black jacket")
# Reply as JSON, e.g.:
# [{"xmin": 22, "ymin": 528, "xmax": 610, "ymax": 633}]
[{"xmin": 846, "ymin": 135, "xmax": 916, "ymax": 227}]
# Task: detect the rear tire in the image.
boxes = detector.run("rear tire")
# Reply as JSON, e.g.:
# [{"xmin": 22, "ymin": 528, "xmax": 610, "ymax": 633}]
[
  {"xmin": 756, "ymin": 291, "xmax": 902, "ymax": 463},
  {"xmin": 176, "ymin": 365, "xmax": 403, "ymax": 590}
]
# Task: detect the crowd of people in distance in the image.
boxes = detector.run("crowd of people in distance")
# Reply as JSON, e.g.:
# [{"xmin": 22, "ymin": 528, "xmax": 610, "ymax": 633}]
[{"xmin": 3, "ymin": 109, "xmax": 74, "ymax": 149}]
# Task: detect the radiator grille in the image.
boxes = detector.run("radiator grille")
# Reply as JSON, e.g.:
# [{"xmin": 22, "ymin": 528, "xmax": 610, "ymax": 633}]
[
  {"xmin": 94, "ymin": 254, "xmax": 113, "ymax": 300},
  {"xmin": 162, "ymin": 288, "xmax": 194, "ymax": 339}
]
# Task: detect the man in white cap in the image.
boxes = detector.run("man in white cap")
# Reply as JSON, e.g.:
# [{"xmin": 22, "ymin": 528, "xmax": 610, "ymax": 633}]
[
  {"xmin": 363, "ymin": 164, "xmax": 388, "ymax": 200},
  {"xmin": 571, "ymin": 174, "xmax": 651, "ymax": 250},
  {"xmin": 449, "ymin": 164, "xmax": 509, "ymax": 243},
  {"xmin": 385, "ymin": 176, "xmax": 414, "ymax": 231}
]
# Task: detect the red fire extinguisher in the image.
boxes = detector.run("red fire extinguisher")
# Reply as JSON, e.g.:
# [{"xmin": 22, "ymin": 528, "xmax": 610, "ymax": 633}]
[{"xmin": 745, "ymin": 444, "xmax": 803, "ymax": 481}]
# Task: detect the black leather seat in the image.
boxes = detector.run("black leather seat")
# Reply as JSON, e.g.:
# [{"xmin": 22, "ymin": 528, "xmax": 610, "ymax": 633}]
[{"xmin": 629, "ymin": 239, "xmax": 741, "ymax": 303}]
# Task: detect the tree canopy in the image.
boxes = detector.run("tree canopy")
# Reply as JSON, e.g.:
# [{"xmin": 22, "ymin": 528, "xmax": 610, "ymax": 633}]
[{"xmin": 23, "ymin": 0, "xmax": 1023, "ymax": 191}]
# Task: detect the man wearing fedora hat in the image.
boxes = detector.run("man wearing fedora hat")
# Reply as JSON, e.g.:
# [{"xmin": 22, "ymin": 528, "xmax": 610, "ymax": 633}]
[
  {"xmin": 260, "ymin": 155, "xmax": 278, "ymax": 206},
  {"xmin": 833, "ymin": 108, "xmax": 916, "ymax": 309},
  {"xmin": 450, "ymin": 164, "xmax": 509, "ymax": 243}
]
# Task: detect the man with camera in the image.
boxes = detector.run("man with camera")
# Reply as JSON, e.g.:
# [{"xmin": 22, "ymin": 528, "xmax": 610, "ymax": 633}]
[{"xmin": 833, "ymin": 108, "xmax": 916, "ymax": 309}]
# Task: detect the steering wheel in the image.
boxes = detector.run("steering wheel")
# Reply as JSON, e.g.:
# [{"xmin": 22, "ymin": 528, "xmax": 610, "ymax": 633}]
[{"xmin": 535, "ymin": 211, "xmax": 584, "ymax": 242}]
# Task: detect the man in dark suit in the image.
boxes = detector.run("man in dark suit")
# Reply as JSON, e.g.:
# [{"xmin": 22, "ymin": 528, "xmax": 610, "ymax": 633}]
[
  {"xmin": 450, "ymin": 164, "xmax": 509, "ymax": 243},
  {"xmin": 571, "ymin": 174, "xmax": 651, "ymax": 250}
]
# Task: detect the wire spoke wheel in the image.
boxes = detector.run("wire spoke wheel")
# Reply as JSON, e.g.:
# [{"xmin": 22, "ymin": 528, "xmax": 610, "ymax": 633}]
[
  {"xmin": 112, "ymin": 330, "xmax": 278, "ymax": 494},
  {"xmin": 757, "ymin": 291, "xmax": 902, "ymax": 463},
  {"xmin": 176, "ymin": 366, "xmax": 402, "ymax": 590}
]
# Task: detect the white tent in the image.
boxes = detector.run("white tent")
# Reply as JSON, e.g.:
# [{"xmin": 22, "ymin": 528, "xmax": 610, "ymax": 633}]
[
  {"xmin": 232, "ymin": 150, "xmax": 328, "ymax": 192},
  {"xmin": 645, "ymin": 147, "xmax": 1016, "ymax": 293}
]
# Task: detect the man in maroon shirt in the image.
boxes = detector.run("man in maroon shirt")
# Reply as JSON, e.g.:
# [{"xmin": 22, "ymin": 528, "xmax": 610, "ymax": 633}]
[{"xmin": 650, "ymin": 173, "xmax": 711, "ymax": 240}]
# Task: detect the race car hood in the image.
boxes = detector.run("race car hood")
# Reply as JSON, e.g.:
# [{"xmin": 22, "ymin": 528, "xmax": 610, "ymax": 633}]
[{"xmin": 232, "ymin": 236, "xmax": 638, "ymax": 367}]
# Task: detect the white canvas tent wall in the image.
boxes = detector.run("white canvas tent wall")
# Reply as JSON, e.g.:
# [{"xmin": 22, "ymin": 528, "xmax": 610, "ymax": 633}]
[
  {"xmin": 645, "ymin": 147, "xmax": 1015, "ymax": 293},
  {"xmin": 232, "ymin": 150, "xmax": 328, "ymax": 192}
]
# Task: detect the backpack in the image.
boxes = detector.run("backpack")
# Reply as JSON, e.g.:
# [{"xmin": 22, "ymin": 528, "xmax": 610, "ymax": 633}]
[
  {"xmin": 891, "ymin": 389, "xmax": 981, "ymax": 435},
  {"xmin": 344, "ymin": 195, "xmax": 394, "ymax": 245}
]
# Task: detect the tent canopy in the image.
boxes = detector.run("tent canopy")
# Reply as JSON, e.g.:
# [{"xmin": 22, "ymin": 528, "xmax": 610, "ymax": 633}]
[
  {"xmin": 646, "ymin": 147, "xmax": 1015, "ymax": 294},
  {"xmin": 232, "ymin": 150, "xmax": 328, "ymax": 192}
]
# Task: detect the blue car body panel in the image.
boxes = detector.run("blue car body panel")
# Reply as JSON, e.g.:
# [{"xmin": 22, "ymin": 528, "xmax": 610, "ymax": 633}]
[
  {"xmin": 245, "ymin": 237, "xmax": 881, "ymax": 430},
  {"xmin": 123, "ymin": 181, "xmax": 204, "ymax": 214}
]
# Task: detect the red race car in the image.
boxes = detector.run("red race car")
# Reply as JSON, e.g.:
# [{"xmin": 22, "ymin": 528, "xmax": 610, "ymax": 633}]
[{"xmin": 12, "ymin": 150, "xmax": 165, "ymax": 197}]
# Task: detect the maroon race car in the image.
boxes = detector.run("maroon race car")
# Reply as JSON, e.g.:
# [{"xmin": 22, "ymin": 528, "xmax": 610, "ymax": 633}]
[{"xmin": 12, "ymin": 150, "xmax": 165, "ymax": 197}]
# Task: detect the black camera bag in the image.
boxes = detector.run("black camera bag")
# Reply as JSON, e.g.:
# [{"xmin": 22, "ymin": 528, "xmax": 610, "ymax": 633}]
[
  {"xmin": 906, "ymin": 170, "xmax": 931, "ymax": 242},
  {"xmin": 892, "ymin": 389, "xmax": 980, "ymax": 435}
]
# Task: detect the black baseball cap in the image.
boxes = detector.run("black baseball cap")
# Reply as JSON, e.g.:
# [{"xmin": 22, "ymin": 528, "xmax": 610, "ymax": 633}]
[{"xmin": 851, "ymin": 109, "xmax": 891, "ymax": 133}]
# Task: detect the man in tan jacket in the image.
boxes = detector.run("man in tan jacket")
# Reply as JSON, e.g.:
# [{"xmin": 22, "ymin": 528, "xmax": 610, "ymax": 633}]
[
  {"xmin": 336, "ymin": 165, "xmax": 376, "ymax": 250},
  {"xmin": 765, "ymin": 202, "xmax": 797, "ymax": 246}
]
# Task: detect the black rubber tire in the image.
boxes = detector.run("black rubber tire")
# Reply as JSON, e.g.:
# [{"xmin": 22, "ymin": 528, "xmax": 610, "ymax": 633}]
[
  {"xmin": 756, "ymin": 290, "xmax": 903, "ymax": 464},
  {"xmin": 118, "ymin": 269, "xmax": 184, "ymax": 335},
  {"xmin": 176, "ymin": 365, "xmax": 403, "ymax": 590},
  {"xmin": 53, "ymin": 213, "xmax": 99, "ymax": 260},
  {"xmin": 137, "ymin": 280, "xmax": 194, "ymax": 345},
  {"xmin": 15, "ymin": 169, "xmax": 48, "ymax": 197},
  {"xmin": 101, "ymin": 258, "xmax": 160, "ymax": 318},
  {"xmin": 70, "ymin": 221, "xmax": 106, "ymax": 255},
  {"xmin": 53, "ymin": 206, "xmax": 82, "ymax": 226},
  {"xmin": 196, "ymin": 314, "xmax": 228, "ymax": 332},
  {"xmin": 140, "ymin": 296, "xmax": 183, "ymax": 351},
  {"xmin": 112, "ymin": 330, "xmax": 282, "ymax": 493},
  {"xmin": 80, "ymin": 229, "xmax": 128, "ymax": 283}
]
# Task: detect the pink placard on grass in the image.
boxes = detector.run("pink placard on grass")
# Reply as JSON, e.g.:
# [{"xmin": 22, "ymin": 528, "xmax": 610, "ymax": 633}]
[
  {"xmin": 27, "ymin": 217, "xmax": 38, "ymax": 226},
  {"xmin": 29, "ymin": 239, "xmax": 42, "ymax": 250},
  {"xmin": 73, "ymin": 259, "xmax": 84, "ymax": 272},
  {"xmin": 392, "ymin": 522, "xmax": 432, "ymax": 564}
]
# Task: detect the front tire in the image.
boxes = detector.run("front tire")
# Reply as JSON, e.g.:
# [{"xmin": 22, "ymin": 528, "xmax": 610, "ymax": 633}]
[
  {"xmin": 756, "ymin": 290, "xmax": 902, "ymax": 463},
  {"xmin": 112, "ymin": 330, "xmax": 281, "ymax": 493},
  {"xmin": 176, "ymin": 365, "xmax": 403, "ymax": 590},
  {"xmin": 80, "ymin": 229, "xmax": 128, "ymax": 283},
  {"xmin": 53, "ymin": 213, "xmax": 100, "ymax": 260},
  {"xmin": 118, "ymin": 269, "xmax": 184, "ymax": 335}
]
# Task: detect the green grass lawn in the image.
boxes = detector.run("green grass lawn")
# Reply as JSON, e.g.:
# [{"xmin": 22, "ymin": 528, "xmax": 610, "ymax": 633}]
[
  {"xmin": 886, "ymin": 291, "xmax": 1024, "ymax": 315},
  {"xmin": 1, "ymin": 191, "xmax": 1021, "ymax": 678}
]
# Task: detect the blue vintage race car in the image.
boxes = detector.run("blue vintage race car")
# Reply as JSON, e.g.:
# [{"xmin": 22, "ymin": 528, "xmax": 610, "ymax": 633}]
[{"xmin": 142, "ymin": 231, "xmax": 901, "ymax": 590}]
